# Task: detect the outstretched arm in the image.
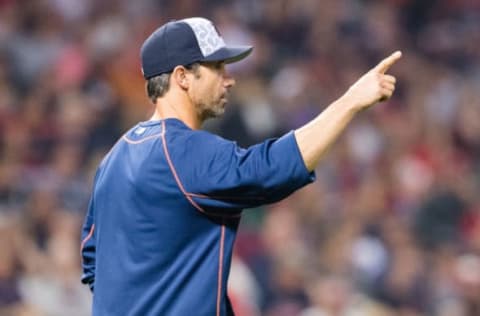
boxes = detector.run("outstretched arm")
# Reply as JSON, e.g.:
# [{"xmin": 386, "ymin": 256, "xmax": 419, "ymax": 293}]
[{"xmin": 295, "ymin": 51, "xmax": 402, "ymax": 171}]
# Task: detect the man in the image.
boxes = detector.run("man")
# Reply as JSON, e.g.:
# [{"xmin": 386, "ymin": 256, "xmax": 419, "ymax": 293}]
[{"xmin": 81, "ymin": 17, "xmax": 401, "ymax": 316}]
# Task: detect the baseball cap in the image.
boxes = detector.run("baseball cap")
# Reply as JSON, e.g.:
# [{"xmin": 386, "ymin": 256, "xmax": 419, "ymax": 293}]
[{"xmin": 140, "ymin": 17, "xmax": 253, "ymax": 79}]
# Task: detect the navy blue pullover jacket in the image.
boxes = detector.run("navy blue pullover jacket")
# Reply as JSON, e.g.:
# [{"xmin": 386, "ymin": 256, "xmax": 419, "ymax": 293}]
[{"xmin": 81, "ymin": 118, "xmax": 315, "ymax": 315}]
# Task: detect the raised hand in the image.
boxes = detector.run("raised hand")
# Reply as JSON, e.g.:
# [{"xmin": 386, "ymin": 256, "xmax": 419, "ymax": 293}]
[{"xmin": 343, "ymin": 51, "xmax": 402, "ymax": 111}]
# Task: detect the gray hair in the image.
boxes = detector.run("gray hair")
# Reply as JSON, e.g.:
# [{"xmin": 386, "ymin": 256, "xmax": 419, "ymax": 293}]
[
  {"xmin": 146, "ymin": 63, "xmax": 201, "ymax": 103},
  {"xmin": 146, "ymin": 73, "xmax": 171, "ymax": 103}
]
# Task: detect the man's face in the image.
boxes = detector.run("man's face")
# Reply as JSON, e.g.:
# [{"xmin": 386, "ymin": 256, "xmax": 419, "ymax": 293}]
[{"xmin": 187, "ymin": 61, "xmax": 235, "ymax": 121}]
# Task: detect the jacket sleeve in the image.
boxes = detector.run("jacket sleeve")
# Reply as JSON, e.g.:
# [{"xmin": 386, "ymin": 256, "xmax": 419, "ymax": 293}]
[
  {"xmin": 174, "ymin": 131, "xmax": 316, "ymax": 211},
  {"xmin": 80, "ymin": 180, "xmax": 97, "ymax": 292}
]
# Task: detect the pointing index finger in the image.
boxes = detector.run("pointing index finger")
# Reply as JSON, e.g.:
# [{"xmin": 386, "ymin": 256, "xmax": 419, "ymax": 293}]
[{"xmin": 375, "ymin": 51, "xmax": 402, "ymax": 74}]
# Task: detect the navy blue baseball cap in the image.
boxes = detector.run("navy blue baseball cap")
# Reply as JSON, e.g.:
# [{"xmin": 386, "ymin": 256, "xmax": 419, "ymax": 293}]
[{"xmin": 141, "ymin": 17, "xmax": 253, "ymax": 79}]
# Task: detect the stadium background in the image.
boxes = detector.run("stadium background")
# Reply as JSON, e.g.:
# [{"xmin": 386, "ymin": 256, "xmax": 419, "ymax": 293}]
[{"xmin": 1, "ymin": 0, "xmax": 480, "ymax": 315}]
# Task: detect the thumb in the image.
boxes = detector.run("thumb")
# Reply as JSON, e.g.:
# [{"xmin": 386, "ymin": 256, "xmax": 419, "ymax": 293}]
[{"xmin": 374, "ymin": 51, "xmax": 402, "ymax": 74}]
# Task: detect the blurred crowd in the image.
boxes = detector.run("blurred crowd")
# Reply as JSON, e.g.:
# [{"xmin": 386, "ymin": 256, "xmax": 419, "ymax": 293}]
[{"xmin": 1, "ymin": 0, "xmax": 480, "ymax": 315}]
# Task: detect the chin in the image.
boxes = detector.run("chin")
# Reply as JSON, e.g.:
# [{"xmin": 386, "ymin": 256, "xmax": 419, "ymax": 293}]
[
  {"xmin": 211, "ymin": 108, "xmax": 226, "ymax": 118},
  {"xmin": 199, "ymin": 108, "xmax": 224, "ymax": 122},
  {"xmin": 211, "ymin": 101, "xmax": 227, "ymax": 115},
  {"xmin": 197, "ymin": 100, "xmax": 227, "ymax": 121}
]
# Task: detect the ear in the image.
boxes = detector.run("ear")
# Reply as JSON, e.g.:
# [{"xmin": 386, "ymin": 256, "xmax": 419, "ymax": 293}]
[{"xmin": 172, "ymin": 66, "xmax": 189, "ymax": 90}]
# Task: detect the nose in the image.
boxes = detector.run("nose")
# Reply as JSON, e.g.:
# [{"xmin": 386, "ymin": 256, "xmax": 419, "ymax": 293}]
[{"xmin": 224, "ymin": 72, "xmax": 235, "ymax": 88}]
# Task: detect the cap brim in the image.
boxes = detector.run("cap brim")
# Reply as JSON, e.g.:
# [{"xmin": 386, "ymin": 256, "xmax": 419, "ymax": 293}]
[{"xmin": 202, "ymin": 45, "xmax": 253, "ymax": 64}]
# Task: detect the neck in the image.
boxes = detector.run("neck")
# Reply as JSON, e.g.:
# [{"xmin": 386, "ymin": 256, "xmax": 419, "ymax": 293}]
[{"xmin": 150, "ymin": 93, "xmax": 201, "ymax": 130}]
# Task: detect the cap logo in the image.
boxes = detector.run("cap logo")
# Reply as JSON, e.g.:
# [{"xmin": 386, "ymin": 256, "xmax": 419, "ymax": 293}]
[{"xmin": 182, "ymin": 18, "xmax": 226, "ymax": 57}]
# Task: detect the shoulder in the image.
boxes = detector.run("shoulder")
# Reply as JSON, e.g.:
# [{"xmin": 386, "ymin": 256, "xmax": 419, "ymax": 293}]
[
  {"xmin": 174, "ymin": 130, "xmax": 242, "ymax": 163},
  {"xmin": 163, "ymin": 119, "xmax": 240, "ymax": 152},
  {"xmin": 185, "ymin": 129, "xmax": 234, "ymax": 148}
]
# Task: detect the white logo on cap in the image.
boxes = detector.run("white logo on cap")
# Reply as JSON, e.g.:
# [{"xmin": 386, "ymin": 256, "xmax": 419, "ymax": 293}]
[{"xmin": 182, "ymin": 18, "xmax": 226, "ymax": 57}]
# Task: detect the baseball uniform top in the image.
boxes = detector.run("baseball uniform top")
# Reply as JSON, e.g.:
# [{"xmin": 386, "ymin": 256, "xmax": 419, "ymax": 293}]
[{"xmin": 81, "ymin": 118, "xmax": 315, "ymax": 316}]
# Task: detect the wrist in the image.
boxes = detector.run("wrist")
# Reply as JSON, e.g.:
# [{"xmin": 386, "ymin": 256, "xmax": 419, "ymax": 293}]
[{"xmin": 335, "ymin": 94, "xmax": 362, "ymax": 115}]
